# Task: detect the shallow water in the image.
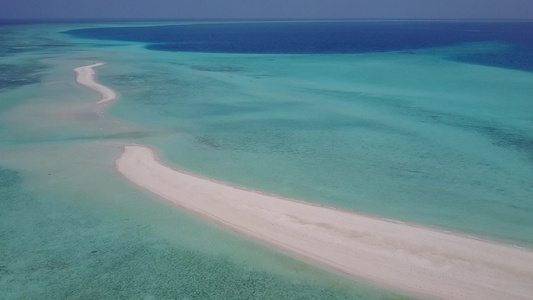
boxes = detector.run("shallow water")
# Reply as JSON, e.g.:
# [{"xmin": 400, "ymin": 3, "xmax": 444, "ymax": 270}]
[
  {"xmin": 103, "ymin": 44, "xmax": 533, "ymax": 246},
  {"xmin": 0, "ymin": 23, "xmax": 419, "ymax": 299}
]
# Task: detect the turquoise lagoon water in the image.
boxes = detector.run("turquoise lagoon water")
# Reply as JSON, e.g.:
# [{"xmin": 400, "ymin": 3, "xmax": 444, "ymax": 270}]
[
  {"xmin": 95, "ymin": 23, "xmax": 533, "ymax": 245},
  {"xmin": 1, "ymin": 21, "xmax": 532, "ymax": 299},
  {"xmin": 0, "ymin": 23, "xmax": 418, "ymax": 299}
]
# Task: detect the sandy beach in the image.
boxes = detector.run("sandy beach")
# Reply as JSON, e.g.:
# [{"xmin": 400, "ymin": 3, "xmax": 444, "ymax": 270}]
[
  {"xmin": 77, "ymin": 63, "xmax": 533, "ymax": 300},
  {"xmin": 74, "ymin": 63, "xmax": 117, "ymax": 105}
]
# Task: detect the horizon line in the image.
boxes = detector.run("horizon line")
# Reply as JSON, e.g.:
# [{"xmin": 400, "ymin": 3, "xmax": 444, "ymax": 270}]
[{"xmin": 2, "ymin": 17, "xmax": 533, "ymax": 25}]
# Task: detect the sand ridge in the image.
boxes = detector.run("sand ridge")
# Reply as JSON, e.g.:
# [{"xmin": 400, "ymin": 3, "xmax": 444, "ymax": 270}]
[
  {"xmin": 74, "ymin": 62, "xmax": 117, "ymax": 105},
  {"xmin": 115, "ymin": 145, "xmax": 533, "ymax": 300},
  {"xmin": 76, "ymin": 63, "xmax": 533, "ymax": 300}
]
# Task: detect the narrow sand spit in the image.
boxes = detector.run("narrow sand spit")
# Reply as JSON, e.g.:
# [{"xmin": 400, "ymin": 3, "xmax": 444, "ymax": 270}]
[
  {"xmin": 75, "ymin": 64, "xmax": 533, "ymax": 300},
  {"xmin": 115, "ymin": 146, "xmax": 533, "ymax": 300},
  {"xmin": 74, "ymin": 63, "xmax": 117, "ymax": 105}
]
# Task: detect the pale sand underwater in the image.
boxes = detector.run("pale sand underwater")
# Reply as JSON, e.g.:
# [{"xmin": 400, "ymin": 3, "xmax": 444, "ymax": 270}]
[{"xmin": 77, "ymin": 62, "xmax": 533, "ymax": 300}]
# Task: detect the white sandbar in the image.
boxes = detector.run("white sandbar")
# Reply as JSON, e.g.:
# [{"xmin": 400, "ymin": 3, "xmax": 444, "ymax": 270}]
[
  {"xmin": 73, "ymin": 63, "xmax": 533, "ymax": 300},
  {"xmin": 115, "ymin": 145, "xmax": 533, "ymax": 300},
  {"xmin": 74, "ymin": 63, "xmax": 117, "ymax": 105}
]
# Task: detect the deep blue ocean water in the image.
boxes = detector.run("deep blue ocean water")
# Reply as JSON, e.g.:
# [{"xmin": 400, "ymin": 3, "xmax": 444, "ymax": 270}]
[{"xmin": 66, "ymin": 21, "xmax": 533, "ymax": 71}]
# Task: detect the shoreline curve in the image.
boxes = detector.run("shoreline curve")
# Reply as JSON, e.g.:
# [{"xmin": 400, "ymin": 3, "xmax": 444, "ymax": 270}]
[
  {"xmin": 74, "ymin": 62, "xmax": 117, "ymax": 105},
  {"xmin": 115, "ymin": 145, "xmax": 533, "ymax": 300},
  {"xmin": 75, "ymin": 63, "xmax": 533, "ymax": 300}
]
